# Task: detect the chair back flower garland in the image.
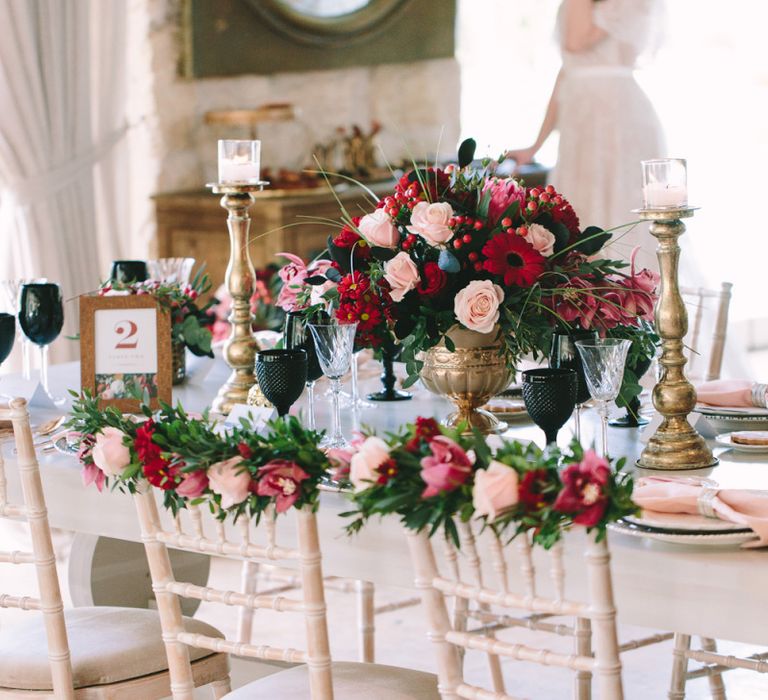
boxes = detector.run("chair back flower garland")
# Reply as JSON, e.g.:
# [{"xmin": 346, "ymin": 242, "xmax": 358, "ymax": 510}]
[
  {"xmin": 67, "ymin": 393, "xmax": 330, "ymax": 519},
  {"xmin": 336, "ymin": 417, "xmax": 638, "ymax": 548}
]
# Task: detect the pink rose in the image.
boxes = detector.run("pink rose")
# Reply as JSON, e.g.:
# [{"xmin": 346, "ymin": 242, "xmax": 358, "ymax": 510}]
[
  {"xmin": 358, "ymin": 209, "xmax": 400, "ymax": 248},
  {"xmin": 454, "ymin": 280, "xmax": 504, "ymax": 334},
  {"xmin": 472, "ymin": 460, "xmax": 519, "ymax": 522},
  {"xmin": 91, "ymin": 427, "xmax": 131, "ymax": 477},
  {"xmin": 208, "ymin": 456, "xmax": 251, "ymax": 509},
  {"xmin": 384, "ymin": 252, "xmax": 420, "ymax": 302},
  {"xmin": 176, "ymin": 470, "xmax": 209, "ymax": 499},
  {"xmin": 420, "ymin": 436, "xmax": 473, "ymax": 498},
  {"xmin": 275, "ymin": 252, "xmax": 308, "ymax": 311},
  {"xmin": 482, "ymin": 177, "xmax": 526, "ymax": 227},
  {"xmin": 407, "ymin": 201, "xmax": 454, "ymax": 246},
  {"xmin": 350, "ymin": 436, "xmax": 391, "ymax": 491},
  {"xmin": 256, "ymin": 459, "xmax": 310, "ymax": 513},
  {"xmin": 525, "ymin": 223, "xmax": 556, "ymax": 257}
]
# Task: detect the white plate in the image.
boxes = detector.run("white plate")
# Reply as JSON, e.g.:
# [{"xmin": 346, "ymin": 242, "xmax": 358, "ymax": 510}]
[
  {"xmin": 696, "ymin": 404, "xmax": 768, "ymax": 417},
  {"xmin": 624, "ymin": 511, "xmax": 749, "ymax": 533},
  {"xmin": 715, "ymin": 432, "xmax": 768, "ymax": 454},
  {"xmin": 695, "ymin": 410, "xmax": 768, "ymax": 432},
  {"xmin": 609, "ymin": 521, "xmax": 758, "ymax": 547}
]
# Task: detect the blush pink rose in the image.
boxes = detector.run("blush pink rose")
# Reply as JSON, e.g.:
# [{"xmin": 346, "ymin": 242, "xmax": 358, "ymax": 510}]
[
  {"xmin": 208, "ymin": 456, "xmax": 251, "ymax": 509},
  {"xmin": 472, "ymin": 460, "xmax": 519, "ymax": 522},
  {"xmin": 176, "ymin": 470, "xmax": 209, "ymax": 499},
  {"xmin": 350, "ymin": 436, "xmax": 391, "ymax": 491},
  {"xmin": 358, "ymin": 209, "xmax": 400, "ymax": 248},
  {"xmin": 91, "ymin": 427, "xmax": 131, "ymax": 477},
  {"xmin": 454, "ymin": 280, "xmax": 504, "ymax": 334},
  {"xmin": 384, "ymin": 252, "xmax": 420, "ymax": 302},
  {"xmin": 407, "ymin": 201, "xmax": 454, "ymax": 246},
  {"xmin": 525, "ymin": 223, "xmax": 556, "ymax": 257},
  {"xmin": 420, "ymin": 436, "xmax": 473, "ymax": 498},
  {"xmin": 256, "ymin": 459, "xmax": 310, "ymax": 513}
]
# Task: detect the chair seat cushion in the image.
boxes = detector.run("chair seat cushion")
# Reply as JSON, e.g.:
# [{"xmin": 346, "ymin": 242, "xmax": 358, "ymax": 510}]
[
  {"xmin": 222, "ymin": 660, "xmax": 440, "ymax": 699},
  {"xmin": 0, "ymin": 606, "xmax": 222, "ymax": 690}
]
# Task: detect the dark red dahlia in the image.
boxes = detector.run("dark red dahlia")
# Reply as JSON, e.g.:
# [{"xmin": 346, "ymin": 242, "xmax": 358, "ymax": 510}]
[
  {"xmin": 376, "ymin": 458, "xmax": 399, "ymax": 485},
  {"xmin": 481, "ymin": 234, "xmax": 547, "ymax": 287},
  {"xmin": 333, "ymin": 217, "xmax": 372, "ymax": 261},
  {"xmin": 337, "ymin": 271, "xmax": 372, "ymax": 301}
]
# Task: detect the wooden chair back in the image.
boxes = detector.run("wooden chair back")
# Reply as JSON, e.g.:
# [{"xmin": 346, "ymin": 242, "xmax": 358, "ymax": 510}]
[
  {"xmin": 133, "ymin": 483, "xmax": 334, "ymax": 700},
  {"xmin": 0, "ymin": 398, "xmax": 76, "ymax": 698},
  {"xmin": 680, "ymin": 282, "xmax": 733, "ymax": 381},
  {"xmin": 407, "ymin": 522, "xmax": 623, "ymax": 700}
]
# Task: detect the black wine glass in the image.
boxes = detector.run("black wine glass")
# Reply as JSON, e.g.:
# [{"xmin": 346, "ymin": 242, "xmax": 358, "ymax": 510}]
[
  {"xmin": 110, "ymin": 260, "xmax": 148, "ymax": 285},
  {"xmin": 284, "ymin": 312, "xmax": 323, "ymax": 429},
  {"xmin": 254, "ymin": 349, "xmax": 308, "ymax": 417},
  {"xmin": 19, "ymin": 283, "xmax": 64, "ymax": 396},
  {"xmin": 549, "ymin": 328, "xmax": 597, "ymax": 440},
  {"xmin": 367, "ymin": 341, "xmax": 411, "ymax": 402},
  {"xmin": 0, "ymin": 313, "xmax": 15, "ymax": 366},
  {"xmin": 522, "ymin": 368, "xmax": 577, "ymax": 446}
]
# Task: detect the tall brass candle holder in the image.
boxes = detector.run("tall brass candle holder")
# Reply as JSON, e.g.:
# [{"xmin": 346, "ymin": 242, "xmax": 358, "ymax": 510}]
[
  {"xmin": 636, "ymin": 206, "xmax": 717, "ymax": 470},
  {"xmin": 206, "ymin": 181, "xmax": 268, "ymax": 414}
]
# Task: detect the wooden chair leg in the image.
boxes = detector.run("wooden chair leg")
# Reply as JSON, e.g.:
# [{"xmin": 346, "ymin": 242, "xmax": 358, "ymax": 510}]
[
  {"xmin": 701, "ymin": 637, "xmax": 727, "ymax": 700},
  {"xmin": 211, "ymin": 677, "xmax": 232, "ymax": 698},
  {"xmin": 237, "ymin": 560, "xmax": 259, "ymax": 644},
  {"xmin": 575, "ymin": 617, "xmax": 593, "ymax": 700},
  {"xmin": 356, "ymin": 580, "xmax": 375, "ymax": 662},
  {"xmin": 669, "ymin": 633, "xmax": 691, "ymax": 700}
]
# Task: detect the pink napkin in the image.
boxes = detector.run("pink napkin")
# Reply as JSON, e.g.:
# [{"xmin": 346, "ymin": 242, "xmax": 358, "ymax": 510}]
[
  {"xmin": 696, "ymin": 379, "xmax": 760, "ymax": 408},
  {"xmin": 633, "ymin": 476, "xmax": 768, "ymax": 547}
]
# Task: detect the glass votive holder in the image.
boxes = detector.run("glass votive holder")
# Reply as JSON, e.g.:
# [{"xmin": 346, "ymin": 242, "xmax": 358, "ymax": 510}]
[
  {"xmin": 218, "ymin": 139, "xmax": 261, "ymax": 184},
  {"xmin": 642, "ymin": 158, "xmax": 688, "ymax": 209}
]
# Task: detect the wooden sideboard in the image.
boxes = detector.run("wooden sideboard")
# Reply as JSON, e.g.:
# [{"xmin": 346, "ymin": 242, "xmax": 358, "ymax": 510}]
[{"xmin": 153, "ymin": 183, "xmax": 392, "ymax": 299}]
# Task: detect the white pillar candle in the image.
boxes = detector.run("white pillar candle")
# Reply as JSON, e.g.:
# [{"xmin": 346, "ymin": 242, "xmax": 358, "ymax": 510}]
[
  {"xmin": 218, "ymin": 140, "xmax": 261, "ymax": 184},
  {"xmin": 641, "ymin": 158, "xmax": 688, "ymax": 209}
]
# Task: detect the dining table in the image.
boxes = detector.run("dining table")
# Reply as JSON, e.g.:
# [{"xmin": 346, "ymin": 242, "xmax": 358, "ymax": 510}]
[{"xmin": 2, "ymin": 355, "xmax": 767, "ymax": 647}]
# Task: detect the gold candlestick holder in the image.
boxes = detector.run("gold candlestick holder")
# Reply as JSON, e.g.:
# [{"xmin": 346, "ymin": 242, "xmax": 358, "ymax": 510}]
[
  {"xmin": 636, "ymin": 206, "xmax": 717, "ymax": 470},
  {"xmin": 206, "ymin": 181, "xmax": 268, "ymax": 414}
]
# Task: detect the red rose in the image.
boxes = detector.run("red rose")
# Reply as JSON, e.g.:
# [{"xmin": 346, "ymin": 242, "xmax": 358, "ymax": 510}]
[
  {"xmin": 553, "ymin": 450, "xmax": 611, "ymax": 527},
  {"xmin": 417, "ymin": 262, "xmax": 447, "ymax": 296}
]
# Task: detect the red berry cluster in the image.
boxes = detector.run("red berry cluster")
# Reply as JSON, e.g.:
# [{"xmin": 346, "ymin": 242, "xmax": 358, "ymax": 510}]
[
  {"xmin": 524, "ymin": 185, "xmax": 580, "ymax": 239},
  {"xmin": 447, "ymin": 214, "xmax": 488, "ymax": 272},
  {"xmin": 393, "ymin": 168, "xmax": 451, "ymax": 207}
]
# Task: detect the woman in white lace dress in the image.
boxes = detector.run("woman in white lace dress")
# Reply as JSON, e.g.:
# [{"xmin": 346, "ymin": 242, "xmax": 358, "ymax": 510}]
[{"xmin": 507, "ymin": 0, "xmax": 666, "ymax": 271}]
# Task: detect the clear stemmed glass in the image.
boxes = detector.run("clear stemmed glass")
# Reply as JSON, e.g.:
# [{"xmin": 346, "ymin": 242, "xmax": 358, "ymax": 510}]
[
  {"xmin": 147, "ymin": 258, "xmax": 195, "ymax": 285},
  {"xmin": 350, "ymin": 350, "xmax": 374, "ymax": 410},
  {"xmin": 308, "ymin": 322, "xmax": 357, "ymax": 449},
  {"xmin": 575, "ymin": 338, "xmax": 632, "ymax": 457},
  {"xmin": 18, "ymin": 283, "xmax": 64, "ymax": 398},
  {"xmin": 284, "ymin": 311, "xmax": 324, "ymax": 430}
]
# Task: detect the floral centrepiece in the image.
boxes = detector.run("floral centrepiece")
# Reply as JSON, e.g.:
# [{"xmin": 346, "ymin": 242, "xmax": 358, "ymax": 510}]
[
  {"xmin": 302, "ymin": 138, "xmax": 659, "ymax": 387},
  {"xmin": 67, "ymin": 392, "xmax": 330, "ymax": 518},
  {"xmin": 341, "ymin": 417, "xmax": 638, "ymax": 547}
]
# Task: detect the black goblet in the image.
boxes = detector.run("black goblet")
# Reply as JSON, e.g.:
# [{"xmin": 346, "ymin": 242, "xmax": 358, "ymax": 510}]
[
  {"xmin": 284, "ymin": 312, "xmax": 323, "ymax": 428},
  {"xmin": 110, "ymin": 260, "xmax": 148, "ymax": 284},
  {"xmin": 255, "ymin": 349, "xmax": 308, "ymax": 417},
  {"xmin": 368, "ymin": 342, "xmax": 411, "ymax": 402},
  {"xmin": 0, "ymin": 313, "xmax": 15, "ymax": 366},
  {"xmin": 19, "ymin": 283, "xmax": 64, "ymax": 396},
  {"xmin": 522, "ymin": 368, "xmax": 577, "ymax": 446}
]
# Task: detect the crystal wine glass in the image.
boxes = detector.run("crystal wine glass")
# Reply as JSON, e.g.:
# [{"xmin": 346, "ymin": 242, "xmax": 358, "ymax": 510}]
[
  {"xmin": 147, "ymin": 258, "xmax": 195, "ymax": 285},
  {"xmin": 549, "ymin": 329, "xmax": 598, "ymax": 441},
  {"xmin": 575, "ymin": 338, "xmax": 632, "ymax": 457},
  {"xmin": 308, "ymin": 322, "xmax": 357, "ymax": 449},
  {"xmin": 284, "ymin": 311, "xmax": 324, "ymax": 429},
  {"xmin": 521, "ymin": 368, "xmax": 578, "ymax": 447},
  {"xmin": 18, "ymin": 283, "xmax": 64, "ymax": 398},
  {"xmin": 350, "ymin": 350, "xmax": 374, "ymax": 410},
  {"xmin": 254, "ymin": 349, "xmax": 308, "ymax": 417}
]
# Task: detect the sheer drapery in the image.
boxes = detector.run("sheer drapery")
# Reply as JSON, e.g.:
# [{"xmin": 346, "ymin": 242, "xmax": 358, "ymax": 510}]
[{"xmin": 0, "ymin": 0, "xmax": 129, "ymax": 364}]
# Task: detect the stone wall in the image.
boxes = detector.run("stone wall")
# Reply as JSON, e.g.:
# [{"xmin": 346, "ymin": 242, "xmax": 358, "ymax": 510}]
[{"xmin": 141, "ymin": 0, "xmax": 461, "ymax": 194}]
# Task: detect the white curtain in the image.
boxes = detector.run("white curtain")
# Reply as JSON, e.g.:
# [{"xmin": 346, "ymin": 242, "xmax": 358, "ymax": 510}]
[{"xmin": 0, "ymin": 0, "xmax": 129, "ymax": 364}]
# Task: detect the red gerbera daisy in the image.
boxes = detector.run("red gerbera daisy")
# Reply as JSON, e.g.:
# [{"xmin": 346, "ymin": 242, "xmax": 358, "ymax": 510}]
[{"xmin": 481, "ymin": 234, "xmax": 546, "ymax": 287}]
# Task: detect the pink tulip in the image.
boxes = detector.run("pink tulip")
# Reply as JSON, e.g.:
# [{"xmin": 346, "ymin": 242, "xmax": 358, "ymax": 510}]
[{"xmin": 420, "ymin": 436, "xmax": 473, "ymax": 498}]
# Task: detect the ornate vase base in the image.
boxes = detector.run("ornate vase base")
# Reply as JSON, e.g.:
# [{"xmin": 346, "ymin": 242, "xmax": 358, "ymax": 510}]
[
  {"xmin": 637, "ymin": 425, "xmax": 718, "ymax": 470},
  {"xmin": 444, "ymin": 407, "xmax": 508, "ymax": 435}
]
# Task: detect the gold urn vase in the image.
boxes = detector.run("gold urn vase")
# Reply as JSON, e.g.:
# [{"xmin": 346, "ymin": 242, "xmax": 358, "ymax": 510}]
[{"xmin": 419, "ymin": 326, "xmax": 513, "ymax": 435}]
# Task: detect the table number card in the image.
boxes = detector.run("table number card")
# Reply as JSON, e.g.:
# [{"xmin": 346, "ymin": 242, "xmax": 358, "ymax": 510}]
[{"xmin": 80, "ymin": 295, "xmax": 171, "ymax": 411}]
